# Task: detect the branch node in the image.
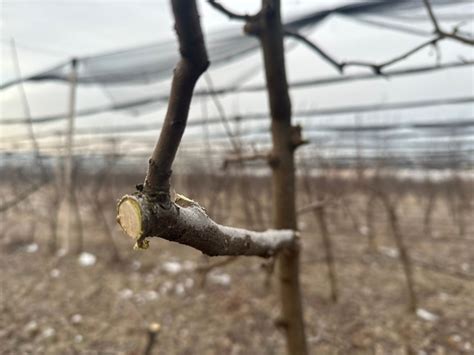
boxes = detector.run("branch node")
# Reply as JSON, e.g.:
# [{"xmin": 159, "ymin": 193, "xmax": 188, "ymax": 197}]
[
  {"xmin": 268, "ymin": 153, "xmax": 280, "ymax": 169},
  {"xmin": 274, "ymin": 316, "xmax": 289, "ymax": 330},
  {"xmin": 290, "ymin": 124, "xmax": 308, "ymax": 150},
  {"xmin": 244, "ymin": 21, "xmax": 262, "ymax": 37}
]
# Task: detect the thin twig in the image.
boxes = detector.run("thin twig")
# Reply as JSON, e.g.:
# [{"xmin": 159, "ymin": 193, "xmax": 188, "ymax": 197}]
[
  {"xmin": 207, "ymin": 0, "xmax": 260, "ymax": 22},
  {"xmin": 284, "ymin": 29, "xmax": 342, "ymax": 73},
  {"xmin": 222, "ymin": 151, "xmax": 270, "ymax": 169},
  {"xmin": 204, "ymin": 73, "xmax": 241, "ymax": 153},
  {"xmin": 423, "ymin": 0, "xmax": 474, "ymax": 45},
  {"xmin": 10, "ymin": 39, "xmax": 49, "ymax": 182},
  {"xmin": 195, "ymin": 256, "xmax": 239, "ymax": 286},
  {"xmin": 297, "ymin": 197, "xmax": 335, "ymax": 215},
  {"xmin": 285, "ymin": 1, "xmax": 473, "ymax": 76},
  {"xmin": 0, "ymin": 181, "xmax": 47, "ymax": 213}
]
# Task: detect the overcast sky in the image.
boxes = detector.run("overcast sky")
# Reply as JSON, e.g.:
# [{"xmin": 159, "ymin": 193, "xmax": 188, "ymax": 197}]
[{"xmin": 1, "ymin": 0, "xmax": 473, "ymax": 160}]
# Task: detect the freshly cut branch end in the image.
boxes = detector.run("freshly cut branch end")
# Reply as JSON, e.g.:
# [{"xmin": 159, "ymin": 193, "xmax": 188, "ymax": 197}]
[
  {"xmin": 117, "ymin": 195, "xmax": 143, "ymax": 239},
  {"xmin": 116, "ymin": 192, "xmax": 297, "ymax": 257}
]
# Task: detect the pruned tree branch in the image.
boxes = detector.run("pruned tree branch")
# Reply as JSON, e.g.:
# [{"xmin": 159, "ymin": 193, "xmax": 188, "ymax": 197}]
[
  {"xmin": 117, "ymin": 194, "xmax": 295, "ymax": 257},
  {"xmin": 117, "ymin": 0, "xmax": 297, "ymax": 259},
  {"xmin": 143, "ymin": 323, "xmax": 160, "ymax": 355}
]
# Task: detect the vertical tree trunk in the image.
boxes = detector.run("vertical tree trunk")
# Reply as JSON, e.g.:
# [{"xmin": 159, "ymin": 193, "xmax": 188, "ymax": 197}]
[
  {"xmin": 71, "ymin": 185, "xmax": 84, "ymax": 254},
  {"xmin": 258, "ymin": 1, "xmax": 308, "ymax": 353},
  {"xmin": 63, "ymin": 58, "xmax": 78, "ymax": 253},
  {"xmin": 423, "ymin": 191, "xmax": 435, "ymax": 238},
  {"xmin": 301, "ymin": 168, "xmax": 338, "ymax": 302},
  {"xmin": 316, "ymin": 206, "xmax": 338, "ymax": 303},
  {"xmin": 366, "ymin": 193, "xmax": 377, "ymax": 251},
  {"xmin": 383, "ymin": 198, "xmax": 417, "ymax": 313}
]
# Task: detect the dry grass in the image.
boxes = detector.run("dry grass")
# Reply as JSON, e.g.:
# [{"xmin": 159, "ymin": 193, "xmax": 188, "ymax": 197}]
[{"xmin": 0, "ymin": 174, "xmax": 473, "ymax": 354}]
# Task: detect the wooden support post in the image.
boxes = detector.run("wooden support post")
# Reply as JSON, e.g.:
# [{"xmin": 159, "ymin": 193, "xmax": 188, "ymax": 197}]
[{"xmin": 63, "ymin": 58, "xmax": 78, "ymax": 253}]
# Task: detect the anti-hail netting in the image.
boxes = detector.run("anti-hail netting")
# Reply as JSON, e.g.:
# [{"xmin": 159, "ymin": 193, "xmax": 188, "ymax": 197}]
[{"xmin": 1, "ymin": 0, "xmax": 473, "ymax": 172}]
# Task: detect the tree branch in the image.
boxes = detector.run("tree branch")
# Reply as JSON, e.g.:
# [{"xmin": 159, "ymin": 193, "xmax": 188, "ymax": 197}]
[
  {"xmin": 423, "ymin": 0, "xmax": 441, "ymax": 33},
  {"xmin": 284, "ymin": 29, "xmax": 343, "ymax": 73},
  {"xmin": 0, "ymin": 181, "xmax": 46, "ymax": 213},
  {"xmin": 297, "ymin": 198, "xmax": 334, "ymax": 215},
  {"xmin": 285, "ymin": 28, "xmax": 444, "ymax": 75},
  {"xmin": 222, "ymin": 151, "xmax": 272, "ymax": 169},
  {"xmin": 341, "ymin": 36, "xmax": 442, "ymax": 74},
  {"xmin": 207, "ymin": 0, "xmax": 260, "ymax": 22},
  {"xmin": 143, "ymin": 0, "xmax": 209, "ymax": 203},
  {"xmin": 286, "ymin": 1, "xmax": 473, "ymax": 76},
  {"xmin": 117, "ymin": 194, "xmax": 296, "ymax": 257},
  {"xmin": 117, "ymin": 0, "xmax": 297, "ymax": 259},
  {"xmin": 423, "ymin": 0, "xmax": 474, "ymax": 45}
]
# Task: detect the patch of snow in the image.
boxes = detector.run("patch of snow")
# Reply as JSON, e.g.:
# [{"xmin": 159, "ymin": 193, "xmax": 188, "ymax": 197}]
[
  {"xmin": 451, "ymin": 334, "xmax": 462, "ymax": 343},
  {"xmin": 50, "ymin": 269, "xmax": 60, "ymax": 278},
  {"xmin": 57, "ymin": 248, "xmax": 67, "ymax": 257},
  {"xmin": 380, "ymin": 246, "xmax": 399, "ymax": 258},
  {"xmin": 78, "ymin": 252, "xmax": 96, "ymax": 267},
  {"xmin": 438, "ymin": 292, "xmax": 449, "ymax": 302},
  {"xmin": 162, "ymin": 261, "xmax": 183, "ymax": 274},
  {"xmin": 175, "ymin": 283, "xmax": 185, "ymax": 296},
  {"xmin": 359, "ymin": 226, "xmax": 369, "ymax": 236},
  {"xmin": 75, "ymin": 334, "xmax": 83, "ymax": 343},
  {"xmin": 208, "ymin": 272, "xmax": 231, "ymax": 287},
  {"xmin": 144, "ymin": 290, "xmax": 159, "ymax": 301},
  {"xmin": 71, "ymin": 314, "xmax": 82, "ymax": 324},
  {"xmin": 416, "ymin": 308, "xmax": 439, "ymax": 322},
  {"xmin": 24, "ymin": 320, "xmax": 39, "ymax": 336},
  {"xmin": 461, "ymin": 263, "xmax": 470, "ymax": 272},
  {"xmin": 183, "ymin": 260, "xmax": 195, "ymax": 271},
  {"xmin": 184, "ymin": 278, "xmax": 194, "ymax": 289},
  {"xmin": 25, "ymin": 243, "xmax": 38, "ymax": 253},
  {"xmin": 131, "ymin": 260, "xmax": 141, "ymax": 271},
  {"xmin": 118, "ymin": 288, "xmax": 133, "ymax": 300},
  {"xmin": 42, "ymin": 327, "xmax": 56, "ymax": 339}
]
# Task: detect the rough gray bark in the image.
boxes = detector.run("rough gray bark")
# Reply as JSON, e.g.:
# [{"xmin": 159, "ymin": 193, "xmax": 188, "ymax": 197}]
[{"xmin": 117, "ymin": 194, "xmax": 295, "ymax": 257}]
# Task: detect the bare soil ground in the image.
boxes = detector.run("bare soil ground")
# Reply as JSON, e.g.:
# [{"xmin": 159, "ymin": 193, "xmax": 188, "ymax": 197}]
[{"xmin": 1, "ymin": 179, "xmax": 473, "ymax": 354}]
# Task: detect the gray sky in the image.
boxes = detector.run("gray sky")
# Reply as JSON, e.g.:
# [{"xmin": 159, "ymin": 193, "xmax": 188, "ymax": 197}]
[{"xmin": 1, "ymin": 0, "xmax": 473, "ymax": 162}]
